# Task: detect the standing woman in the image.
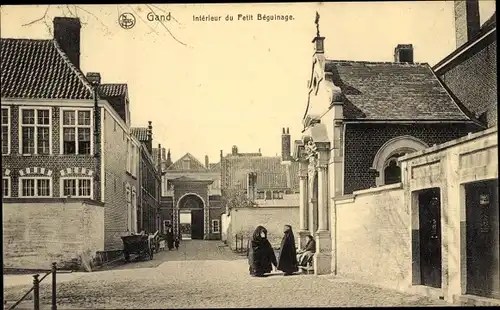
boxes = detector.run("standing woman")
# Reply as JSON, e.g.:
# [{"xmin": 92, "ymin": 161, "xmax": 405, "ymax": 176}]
[
  {"xmin": 277, "ymin": 224, "xmax": 299, "ymax": 276},
  {"xmin": 248, "ymin": 225, "xmax": 277, "ymax": 277},
  {"xmin": 165, "ymin": 226, "xmax": 174, "ymax": 251}
]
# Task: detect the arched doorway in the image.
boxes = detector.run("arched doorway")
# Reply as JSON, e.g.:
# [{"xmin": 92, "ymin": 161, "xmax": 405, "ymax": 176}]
[{"xmin": 177, "ymin": 194, "xmax": 205, "ymax": 240}]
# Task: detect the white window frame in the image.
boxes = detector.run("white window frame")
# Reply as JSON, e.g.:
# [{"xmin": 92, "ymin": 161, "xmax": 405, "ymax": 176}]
[
  {"xmin": 18, "ymin": 107, "xmax": 52, "ymax": 155},
  {"xmin": 131, "ymin": 142, "xmax": 137, "ymax": 177},
  {"xmin": 126, "ymin": 138, "xmax": 132, "ymax": 174},
  {"xmin": 2, "ymin": 176, "xmax": 11, "ymax": 198},
  {"xmin": 131, "ymin": 187, "xmax": 137, "ymax": 233},
  {"xmin": 60, "ymin": 108, "xmax": 94, "ymax": 155},
  {"xmin": 1, "ymin": 106, "xmax": 11, "ymax": 155},
  {"xmin": 59, "ymin": 177, "xmax": 93, "ymax": 199},
  {"xmin": 212, "ymin": 219, "xmax": 220, "ymax": 233},
  {"xmin": 18, "ymin": 176, "xmax": 53, "ymax": 198}
]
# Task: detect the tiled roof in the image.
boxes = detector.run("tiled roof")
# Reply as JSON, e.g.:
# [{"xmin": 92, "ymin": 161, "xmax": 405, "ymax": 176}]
[
  {"xmin": 168, "ymin": 153, "xmax": 208, "ymax": 172},
  {"xmin": 1, "ymin": 39, "xmax": 93, "ymax": 100},
  {"xmin": 224, "ymin": 155, "xmax": 299, "ymax": 191},
  {"xmin": 99, "ymin": 84, "xmax": 128, "ymax": 98},
  {"xmin": 131, "ymin": 127, "xmax": 149, "ymax": 141},
  {"xmin": 325, "ymin": 60, "xmax": 471, "ymax": 121},
  {"xmin": 209, "ymin": 162, "xmax": 221, "ymax": 171}
]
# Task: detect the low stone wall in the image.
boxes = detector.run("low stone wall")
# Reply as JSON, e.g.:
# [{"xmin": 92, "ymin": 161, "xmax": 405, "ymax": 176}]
[
  {"xmin": 227, "ymin": 206, "xmax": 299, "ymax": 250},
  {"xmin": 335, "ymin": 183, "xmax": 410, "ymax": 291},
  {"xmin": 2, "ymin": 199, "xmax": 105, "ymax": 270}
]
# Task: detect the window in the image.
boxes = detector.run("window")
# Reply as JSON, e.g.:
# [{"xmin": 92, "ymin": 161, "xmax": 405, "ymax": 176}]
[
  {"xmin": 272, "ymin": 191, "xmax": 279, "ymax": 200},
  {"xmin": 2, "ymin": 177, "xmax": 11, "ymax": 198},
  {"xmin": 131, "ymin": 143, "xmax": 137, "ymax": 176},
  {"xmin": 126, "ymin": 185, "xmax": 132, "ymax": 231},
  {"xmin": 212, "ymin": 219, "xmax": 220, "ymax": 233},
  {"xmin": 1, "ymin": 107, "xmax": 10, "ymax": 155},
  {"xmin": 126, "ymin": 138, "xmax": 131, "ymax": 173},
  {"xmin": 131, "ymin": 188, "xmax": 137, "ymax": 233},
  {"xmin": 62, "ymin": 109, "xmax": 91, "ymax": 155},
  {"xmin": 182, "ymin": 159, "xmax": 190, "ymax": 170},
  {"xmin": 257, "ymin": 192, "xmax": 265, "ymax": 199},
  {"xmin": 61, "ymin": 178, "xmax": 92, "ymax": 198},
  {"xmin": 265, "ymin": 191, "xmax": 271, "ymax": 200},
  {"xmin": 384, "ymin": 158, "xmax": 402, "ymax": 185},
  {"xmin": 19, "ymin": 177, "xmax": 52, "ymax": 197},
  {"xmin": 20, "ymin": 108, "xmax": 51, "ymax": 155},
  {"xmin": 278, "ymin": 191, "xmax": 284, "ymax": 199}
]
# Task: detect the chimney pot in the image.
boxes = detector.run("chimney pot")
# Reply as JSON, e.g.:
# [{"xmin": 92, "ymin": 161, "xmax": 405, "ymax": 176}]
[
  {"xmin": 205, "ymin": 155, "xmax": 209, "ymax": 168},
  {"xmin": 53, "ymin": 17, "xmax": 81, "ymax": 68},
  {"xmin": 232, "ymin": 145, "xmax": 238, "ymax": 156},
  {"xmin": 86, "ymin": 72, "xmax": 101, "ymax": 87},
  {"xmin": 394, "ymin": 44, "xmax": 414, "ymax": 63}
]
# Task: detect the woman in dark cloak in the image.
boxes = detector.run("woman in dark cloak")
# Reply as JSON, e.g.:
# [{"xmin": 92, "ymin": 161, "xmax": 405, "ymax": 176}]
[
  {"xmin": 277, "ymin": 224, "xmax": 299, "ymax": 276},
  {"xmin": 165, "ymin": 226, "xmax": 174, "ymax": 251},
  {"xmin": 248, "ymin": 225, "xmax": 277, "ymax": 277}
]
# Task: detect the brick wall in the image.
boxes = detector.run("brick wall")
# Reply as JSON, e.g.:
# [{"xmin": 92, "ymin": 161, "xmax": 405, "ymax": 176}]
[
  {"xmin": 208, "ymin": 200, "xmax": 224, "ymax": 240},
  {"xmin": 343, "ymin": 123, "xmax": 477, "ymax": 194},
  {"xmin": 102, "ymin": 109, "xmax": 130, "ymax": 250},
  {"xmin": 139, "ymin": 147, "xmax": 161, "ymax": 233},
  {"xmin": 438, "ymin": 40, "xmax": 497, "ymax": 127},
  {"xmin": 2, "ymin": 104, "xmax": 97, "ymax": 198},
  {"xmin": 2, "ymin": 200, "xmax": 104, "ymax": 269},
  {"xmin": 335, "ymin": 184, "xmax": 410, "ymax": 291},
  {"xmin": 227, "ymin": 206, "xmax": 299, "ymax": 249}
]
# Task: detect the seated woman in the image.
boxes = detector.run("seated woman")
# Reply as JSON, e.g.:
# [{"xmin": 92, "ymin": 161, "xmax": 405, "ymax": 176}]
[{"xmin": 296, "ymin": 235, "xmax": 316, "ymax": 267}]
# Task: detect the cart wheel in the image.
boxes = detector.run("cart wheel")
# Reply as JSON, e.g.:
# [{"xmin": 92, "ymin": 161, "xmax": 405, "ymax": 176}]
[{"xmin": 124, "ymin": 252, "xmax": 130, "ymax": 263}]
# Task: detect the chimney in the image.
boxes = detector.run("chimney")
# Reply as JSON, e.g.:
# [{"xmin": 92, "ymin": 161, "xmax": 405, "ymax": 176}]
[
  {"xmin": 220, "ymin": 149, "xmax": 223, "ymax": 161},
  {"xmin": 281, "ymin": 127, "xmax": 291, "ymax": 161},
  {"xmin": 247, "ymin": 172, "xmax": 257, "ymax": 201},
  {"xmin": 166, "ymin": 149, "xmax": 173, "ymax": 167},
  {"xmin": 146, "ymin": 121, "xmax": 153, "ymax": 153},
  {"xmin": 394, "ymin": 44, "xmax": 414, "ymax": 63},
  {"xmin": 86, "ymin": 72, "xmax": 101, "ymax": 86},
  {"xmin": 205, "ymin": 155, "xmax": 209, "ymax": 168},
  {"xmin": 232, "ymin": 145, "xmax": 238, "ymax": 156},
  {"xmin": 161, "ymin": 148, "xmax": 166, "ymax": 160},
  {"xmin": 157, "ymin": 144, "xmax": 162, "ymax": 171},
  {"xmin": 53, "ymin": 17, "xmax": 81, "ymax": 68},
  {"xmin": 454, "ymin": 0, "xmax": 480, "ymax": 48}
]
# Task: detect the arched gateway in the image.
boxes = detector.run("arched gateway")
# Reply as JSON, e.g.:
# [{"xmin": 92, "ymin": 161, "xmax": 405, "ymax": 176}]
[{"xmin": 177, "ymin": 193, "xmax": 206, "ymax": 240}]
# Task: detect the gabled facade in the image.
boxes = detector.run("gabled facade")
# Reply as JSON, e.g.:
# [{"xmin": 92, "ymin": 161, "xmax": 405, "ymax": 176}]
[
  {"xmin": 1, "ymin": 16, "xmax": 141, "ymax": 269},
  {"xmin": 159, "ymin": 151, "xmax": 223, "ymax": 240}
]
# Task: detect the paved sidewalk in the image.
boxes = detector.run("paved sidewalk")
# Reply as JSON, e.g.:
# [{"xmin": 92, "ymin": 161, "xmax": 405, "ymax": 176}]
[{"xmin": 3, "ymin": 241, "xmax": 454, "ymax": 308}]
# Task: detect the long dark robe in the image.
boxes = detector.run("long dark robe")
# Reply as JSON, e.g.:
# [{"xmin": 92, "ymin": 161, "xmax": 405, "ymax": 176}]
[
  {"xmin": 277, "ymin": 227, "xmax": 298, "ymax": 274},
  {"xmin": 248, "ymin": 226, "xmax": 277, "ymax": 276},
  {"xmin": 165, "ymin": 228, "xmax": 174, "ymax": 250}
]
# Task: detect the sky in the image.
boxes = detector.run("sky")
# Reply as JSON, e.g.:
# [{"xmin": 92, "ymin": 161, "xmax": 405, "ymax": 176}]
[{"xmin": 1, "ymin": 2, "xmax": 496, "ymax": 164}]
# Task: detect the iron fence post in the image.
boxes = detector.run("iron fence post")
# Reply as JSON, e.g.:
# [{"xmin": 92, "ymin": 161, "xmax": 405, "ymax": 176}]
[
  {"xmin": 33, "ymin": 274, "xmax": 40, "ymax": 310},
  {"xmin": 52, "ymin": 262, "xmax": 57, "ymax": 310}
]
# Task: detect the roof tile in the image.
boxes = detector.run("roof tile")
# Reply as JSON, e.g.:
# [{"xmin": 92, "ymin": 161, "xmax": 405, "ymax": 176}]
[
  {"xmin": 1, "ymin": 39, "xmax": 93, "ymax": 100},
  {"xmin": 325, "ymin": 60, "xmax": 471, "ymax": 121}
]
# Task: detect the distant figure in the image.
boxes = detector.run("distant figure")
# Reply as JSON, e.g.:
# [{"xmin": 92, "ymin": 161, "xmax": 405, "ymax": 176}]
[
  {"xmin": 165, "ymin": 226, "xmax": 174, "ymax": 251},
  {"xmin": 174, "ymin": 236, "xmax": 180, "ymax": 250},
  {"xmin": 248, "ymin": 225, "xmax": 277, "ymax": 277},
  {"xmin": 297, "ymin": 235, "xmax": 316, "ymax": 266},
  {"xmin": 277, "ymin": 224, "xmax": 299, "ymax": 276}
]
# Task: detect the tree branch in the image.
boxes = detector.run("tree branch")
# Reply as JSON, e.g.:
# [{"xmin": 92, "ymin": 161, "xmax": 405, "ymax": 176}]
[
  {"xmin": 144, "ymin": 4, "xmax": 188, "ymax": 47},
  {"xmin": 22, "ymin": 5, "xmax": 50, "ymax": 27}
]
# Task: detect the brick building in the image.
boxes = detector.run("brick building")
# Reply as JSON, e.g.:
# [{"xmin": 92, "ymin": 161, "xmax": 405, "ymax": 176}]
[
  {"xmin": 158, "ymin": 151, "xmax": 223, "ymax": 240},
  {"xmin": 131, "ymin": 122, "xmax": 162, "ymax": 235},
  {"xmin": 292, "ymin": 13, "xmax": 484, "ymax": 275},
  {"xmin": 221, "ymin": 128, "xmax": 300, "ymax": 200},
  {"xmin": 1, "ymin": 17, "xmax": 141, "ymax": 268},
  {"xmin": 433, "ymin": 3, "xmax": 496, "ymax": 128}
]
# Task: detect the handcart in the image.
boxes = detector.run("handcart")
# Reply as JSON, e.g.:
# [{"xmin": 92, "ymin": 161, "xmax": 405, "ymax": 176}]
[{"xmin": 121, "ymin": 233, "xmax": 153, "ymax": 262}]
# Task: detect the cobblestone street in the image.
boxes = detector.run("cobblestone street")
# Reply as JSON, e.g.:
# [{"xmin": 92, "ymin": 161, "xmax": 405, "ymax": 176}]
[{"xmin": 3, "ymin": 240, "xmax": 454, "ymax": 309}]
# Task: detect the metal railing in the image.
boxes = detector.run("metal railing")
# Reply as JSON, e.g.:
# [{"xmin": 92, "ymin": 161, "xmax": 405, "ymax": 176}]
[
  {"xmin": 234, "ymin": 234, "xmax": 249, "ymax": 255},
  {"xmin": 8, "ymin": 262, "xmax": 58, "ymax": 310}
]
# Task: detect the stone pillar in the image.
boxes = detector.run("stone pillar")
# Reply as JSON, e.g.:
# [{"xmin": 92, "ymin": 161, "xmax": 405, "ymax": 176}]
[
  {"xmin": 314, "ymin": 162, "xmax": 332, "ymax": 275},
  {"xmin": 298, "ymin": 164, "xmax": 309, "ymax": 249},
  {"xmin": 308, "ymin": 173, "xmax": 318, "ymax": 236}
]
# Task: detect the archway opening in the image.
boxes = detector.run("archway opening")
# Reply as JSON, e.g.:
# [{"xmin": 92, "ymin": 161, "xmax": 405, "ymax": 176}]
[{"xmin": 178, "ymin": 194, "xmax": 205, "ymax": 240}]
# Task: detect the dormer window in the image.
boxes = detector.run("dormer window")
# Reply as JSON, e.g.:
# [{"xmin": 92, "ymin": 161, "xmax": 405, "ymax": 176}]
[{"xmin": 182, "ymin": 159, "xmax": 190, "ymax": 170}]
